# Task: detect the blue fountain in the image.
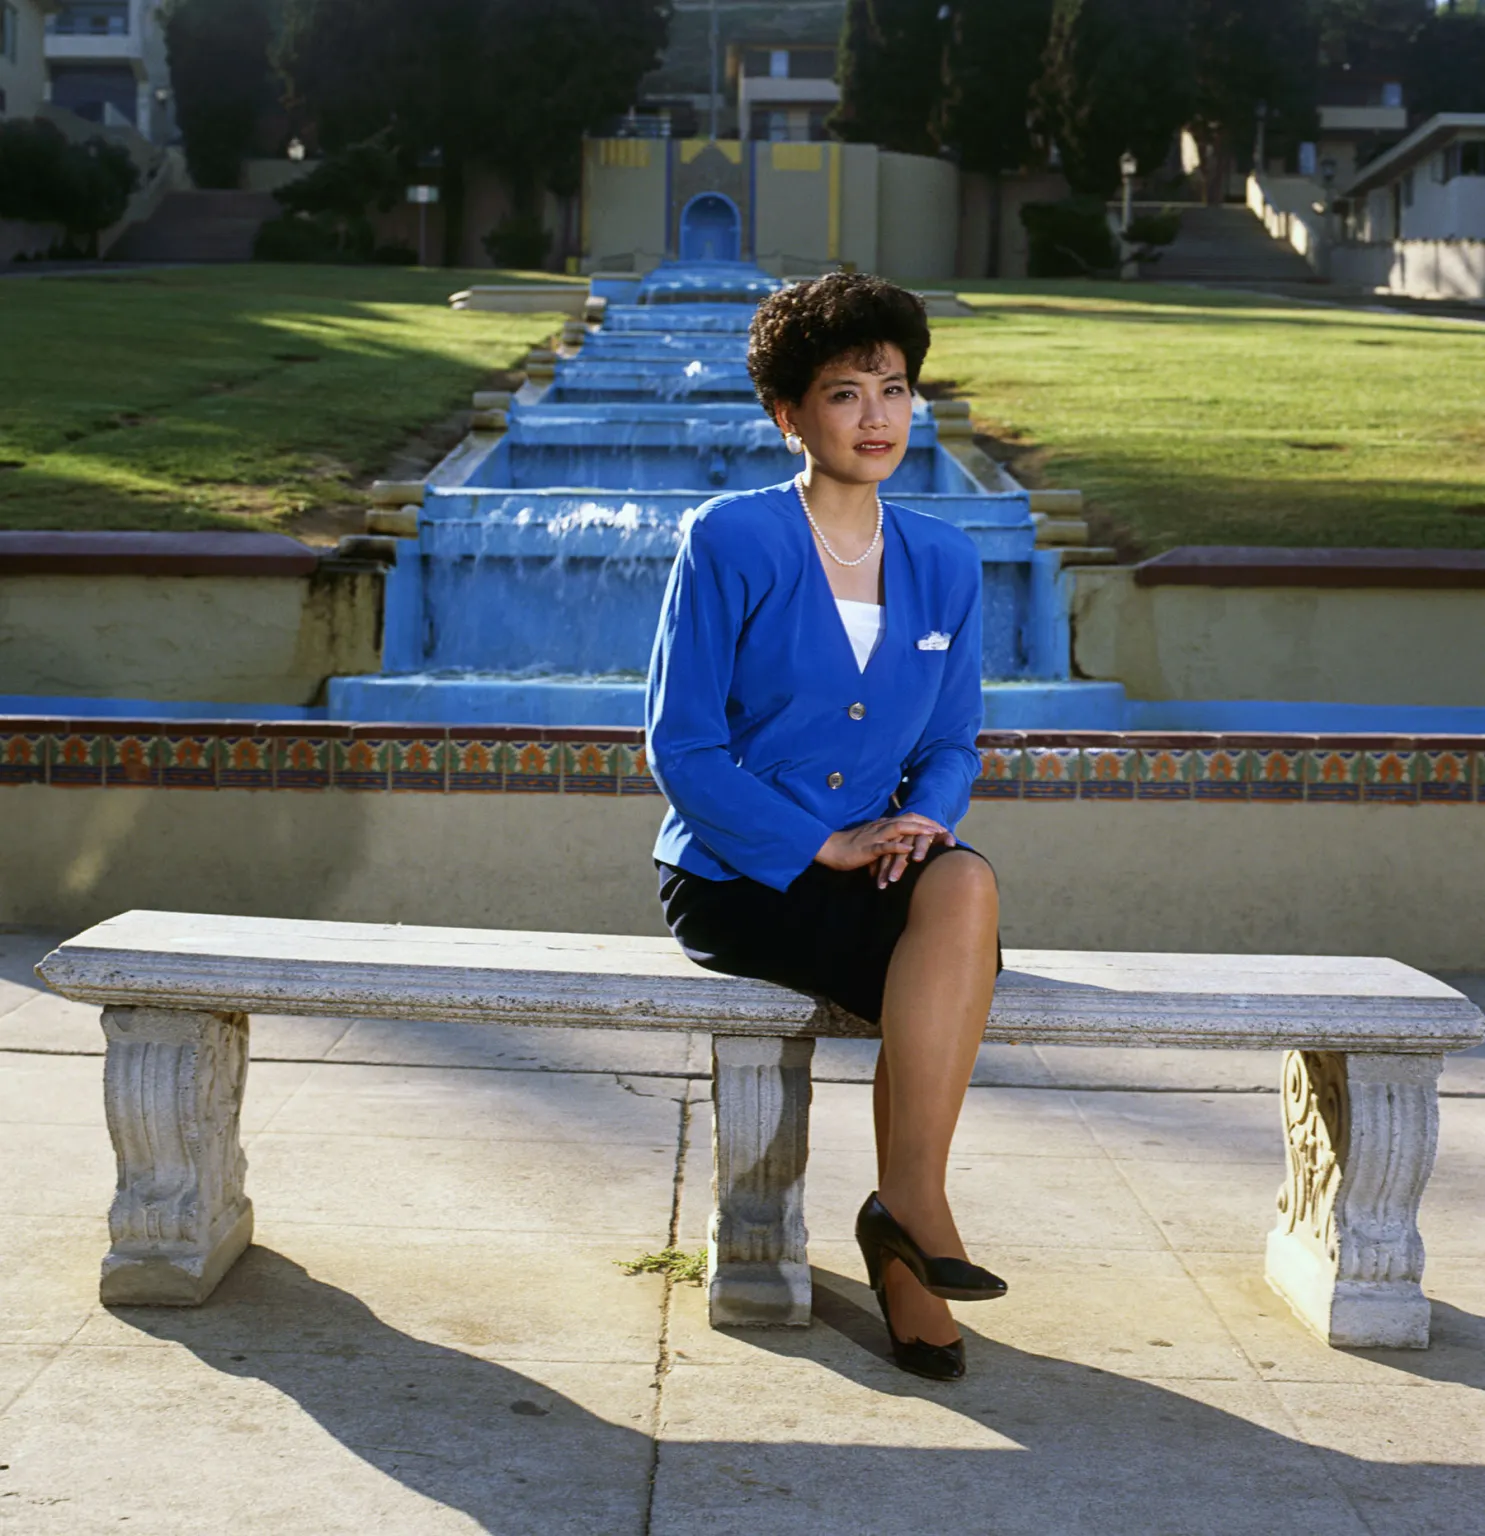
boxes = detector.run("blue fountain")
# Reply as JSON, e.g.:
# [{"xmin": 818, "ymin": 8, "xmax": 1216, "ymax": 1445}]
[{"xmin": 330, "ymin": 261, "xmax": 1107, "ymax": 728}]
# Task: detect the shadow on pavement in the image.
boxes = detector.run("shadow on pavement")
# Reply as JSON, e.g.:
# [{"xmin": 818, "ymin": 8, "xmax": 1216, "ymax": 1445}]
[
  {"xmin": 111, "ymin": 1248, "xmax": 651, "ymax": 1533},
  {"xmin": 108, "ymin": 1249, "xmax": 1485, "ymax": 1535}
]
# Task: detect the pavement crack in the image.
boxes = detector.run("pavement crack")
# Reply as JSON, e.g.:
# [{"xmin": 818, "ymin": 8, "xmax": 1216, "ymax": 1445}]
[{"xmin": 640, "ymin": 1091, "xmax": 690, "ymax": 1535}]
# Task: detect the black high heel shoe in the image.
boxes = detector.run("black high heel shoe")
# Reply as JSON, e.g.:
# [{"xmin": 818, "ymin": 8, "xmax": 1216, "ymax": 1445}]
[
  {"xmin": 874, "ymin": 1285, "xmax": 966, "ymax": 1381},
  {"xmin": 855, "ymin": 1192, "xmax": 1009, "ymax": 1302}
]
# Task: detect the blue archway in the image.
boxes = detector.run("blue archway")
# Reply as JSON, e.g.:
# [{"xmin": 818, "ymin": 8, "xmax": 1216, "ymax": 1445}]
[{"xmin": 678, "ymin": 193, "xmax": 742, "ymax": 263}]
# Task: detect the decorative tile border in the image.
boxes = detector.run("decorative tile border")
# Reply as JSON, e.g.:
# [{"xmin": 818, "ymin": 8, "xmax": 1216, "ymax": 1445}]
[{"xmin": 0, "ymin": 720, "xmax": 1481, "ymax": 804}]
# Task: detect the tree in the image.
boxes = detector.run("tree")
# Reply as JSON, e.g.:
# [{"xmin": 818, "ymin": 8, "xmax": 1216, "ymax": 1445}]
[
  {"xmin": 1407, "ymin": 5, "xmax": 1485, "ymax": 114},
  {"xmin": 163, "ymin": 0, "xmax": 277, "ymax": 189},
  {"xmin": 277, "ymin": 0, "xmax": 669, "ymax": 265},
  {"xmin": 830, "ymin": 0, "xmax": 946, "ymax": 156},
  {"xmin": 1185, "ymin": 0, "xmax": 1318, "ymax": 204},
  {"xmin": 1037, "ymin": 0, "xmax": 1191, "ymax": 195},
  {"xmin": 1316, "ymin": 0, "xmax": 1431, "ymax": 72},
  {"xmin": 938, "ymin": 0, "xmax": 1055, "ymax": 174}
]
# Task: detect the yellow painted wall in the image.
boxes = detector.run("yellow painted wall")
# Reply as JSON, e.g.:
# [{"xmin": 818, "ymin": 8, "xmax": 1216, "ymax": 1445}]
[
  {"xmin": 837, "ymin": 142, "xmax": 879, "ymax": 272},
  {"xmin": 582, "ymin": 138, "xmax": 669, "ymax": 273},
  {"xmin": 4, "ymin": 787, "xmax": 1483, "ymax": 968},
  {"xmin": 580, "ymin": 137, "xmax": 962, "ymax": 280},
  {"xmin": 753, "ymin": 140, "xmax": 831, "ymax": 275},
  {"xmin": 1072, "ymin": 569, "xmax": 1485, "ymax": 707},
  {"xmin": 0, "ymin": 573, "xmax": 382, "ymax": 704},
  {"xmin": 876, "ymin": 151, "xmax": 959, "ymax": 281}
]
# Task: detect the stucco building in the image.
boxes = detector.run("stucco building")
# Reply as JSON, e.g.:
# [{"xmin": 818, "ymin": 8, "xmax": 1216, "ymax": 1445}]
[
  {"xmin": 42, "ymin": 0, "xmax": 173, "ymax": 143},
  {"xmin": 636, "ymin": 0, "xmax": 844, "ymax": 139},
  {"xmin": 0, "ymin": 0, "xmax": 48, "ymax": 120},
  {"xmin": 581, "ymin": 135, "xmax": 970, "ymax": 281}
]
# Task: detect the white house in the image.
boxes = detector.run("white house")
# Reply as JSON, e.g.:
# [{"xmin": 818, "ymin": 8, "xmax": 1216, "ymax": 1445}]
[
  {"xmin": 1332, "ymin": 113, "xmax": 1485, "ymax": 300},
  {"xmin": 0, "ymin": 0, "xmax": 48, "ymax": 120},
  {"xmin": 43, "ymin": 0, "xmax": 173, "ymax": 144}
]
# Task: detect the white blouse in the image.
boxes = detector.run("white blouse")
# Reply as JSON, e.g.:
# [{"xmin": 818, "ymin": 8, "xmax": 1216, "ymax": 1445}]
[{"xmin": 834, "ymin": 597, "xmax": 886, "ymax": 673}]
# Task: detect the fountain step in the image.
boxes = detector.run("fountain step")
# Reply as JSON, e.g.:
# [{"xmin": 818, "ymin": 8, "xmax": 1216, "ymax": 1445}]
[{"xmin": 326, "ymin": 676, "xmax": 1129, "ymax": 729}]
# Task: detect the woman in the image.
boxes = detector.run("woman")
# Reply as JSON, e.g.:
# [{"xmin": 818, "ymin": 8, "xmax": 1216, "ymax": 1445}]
[{"xmin": 646, "ymin": 272, "xmax": 1005, "ymax": 1382}]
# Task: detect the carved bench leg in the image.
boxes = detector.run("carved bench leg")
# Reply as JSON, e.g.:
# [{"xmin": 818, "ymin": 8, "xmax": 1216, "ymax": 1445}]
[
  {"xmin": 99, "ymin": 1006, "xmax": 254, "ymax": 1306},
  {"xmin": 1265, "ymin": 1049, "xmax": 1441, "ymax": 1349},
  {"xmin": 708, "ymin": 1035, "xmax": 813, "ymax": 1328}
]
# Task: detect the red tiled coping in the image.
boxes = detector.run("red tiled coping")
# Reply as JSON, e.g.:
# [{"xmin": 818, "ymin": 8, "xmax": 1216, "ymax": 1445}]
[
  {"xmin": 1, "ymin": 719, "xmax": 1481, "ymax": 803},
  {"xmin": 1135, "ymin": 547, "xmax": 1485, "ymax": 589},
  {"xmin": 0, "ymin": 532, "xmax": 320, "ymax": 578}
]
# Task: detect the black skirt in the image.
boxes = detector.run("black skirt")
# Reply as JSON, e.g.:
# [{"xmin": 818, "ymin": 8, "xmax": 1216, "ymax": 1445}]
[{"xmin": 657, "ymin": 843, "xmax": 1002, "ymax": 1026}]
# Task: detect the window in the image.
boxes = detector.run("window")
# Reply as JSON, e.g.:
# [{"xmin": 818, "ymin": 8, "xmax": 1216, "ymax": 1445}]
[
  {"xmin": 1381, "ymin": 81, "xmax": 1403, "ymax": 109},
  {"xmin": 1, "ymin": 4, "xmax": 16, "ymax": 65},
  {"xmin": 1401, "ymin": 170, "xmax": 1413, "ymax": 208},
  {"xmin": 1443, "ymin": 141, "xmax": 1485, "ymax": 181},
  {"xmin": 769, "ymin": 48, "xmax": 788, "ymax": 78},
  {"xmin": 48, "ymin": 3, "xmax": 129, "ymax": 37},
  {"xmin": 790, "ymin": 51, "xmax": 837, "ymax": 80}
]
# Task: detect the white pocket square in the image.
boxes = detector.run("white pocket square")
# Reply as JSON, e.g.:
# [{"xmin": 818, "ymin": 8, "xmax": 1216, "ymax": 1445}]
[{"xmin": 916, "ymin": 631, "xmax": 952, "ymax": 651}]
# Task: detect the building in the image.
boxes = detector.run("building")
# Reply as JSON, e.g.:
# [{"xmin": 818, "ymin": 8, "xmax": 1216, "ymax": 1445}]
[
  {"xmin": 635, "ymin": 0, "xmax": 845, "ymax": 139},
  {"xmin": 43, "ymin": 0, "xmax": 173, "ymax": 144},
  {"xmin": 0, "ymin": 0, "xmax": 48, "ymax": 120},
  {"xmin": 733, "ymin": 41, "xmax": 838, "ymax": 142},
  {"xmin": 1342, "ymin": 113, "xmax": 1485, "ymax": 243},
  {"xmin": 1331, "ymin": 113, "xmax": 1485, "ymax": 301},
  {"xmin": 581, "ymin": 135, "xmax": 963, "ymax": 281},
  {"xmin": 1311, "ymin": 69, "xmax": 1409, "ymax": 187}
]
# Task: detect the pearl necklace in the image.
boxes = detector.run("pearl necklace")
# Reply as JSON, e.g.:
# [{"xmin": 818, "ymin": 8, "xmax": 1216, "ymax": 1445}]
[{"xmin": 794, "ymin": 474, "xmax": 883, "ymax": 568}]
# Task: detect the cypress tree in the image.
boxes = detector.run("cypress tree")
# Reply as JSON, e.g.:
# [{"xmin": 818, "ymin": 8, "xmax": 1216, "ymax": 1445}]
[
  {"xmin": 939, "ymin": 0, "xmax": 1055, "ymax": 175},
  {"xmin": 1038, "ymin": 0, "xmax": 1192, "ymax": 196},
  {"xmin": 830, "ymin": 0, "xmax": 946, "ymax": 156}
]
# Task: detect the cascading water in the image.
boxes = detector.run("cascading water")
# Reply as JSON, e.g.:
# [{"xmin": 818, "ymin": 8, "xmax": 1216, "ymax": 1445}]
[{"xmin": 330, "ymin": 259, "xmax": 1089, "ymax": 727}]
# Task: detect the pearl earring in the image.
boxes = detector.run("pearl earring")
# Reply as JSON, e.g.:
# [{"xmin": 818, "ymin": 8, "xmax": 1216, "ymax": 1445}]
[{"xmin": 784, "ymin": 432, "xmax": 803, "ymax": 455}]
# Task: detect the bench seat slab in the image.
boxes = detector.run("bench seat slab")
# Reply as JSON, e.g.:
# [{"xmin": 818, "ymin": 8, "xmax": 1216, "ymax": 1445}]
[
  {"xmin": 99, "ymin": 1006, "xmax": 254, "ymax": 1306},
  {"xmin": 1265, "ymin": 1050, "xmax": 1441, "ymax": 1349},
  {"xmin": 708, "ymin": 1036, "xmax": 814, "ymax": 1327}
]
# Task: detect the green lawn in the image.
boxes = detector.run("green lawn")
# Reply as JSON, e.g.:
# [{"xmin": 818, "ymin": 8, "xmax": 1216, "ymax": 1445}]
[
  {"xmin": 6, "ymin": 268, "xmax": 1481, "ymax": 553},
  {"xmin": 0, "ymin": 264, "xmax": 574, "ymax": 538},
  {"xmin": 926, "ymin": 282, "xmax": 1485, "ymax": 554}
]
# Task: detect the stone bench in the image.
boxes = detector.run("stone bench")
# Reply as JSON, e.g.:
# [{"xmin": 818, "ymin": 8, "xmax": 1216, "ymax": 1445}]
[{"xmin": 38, "ymin": 911, "xmax": 1484, "ymax": 1350}]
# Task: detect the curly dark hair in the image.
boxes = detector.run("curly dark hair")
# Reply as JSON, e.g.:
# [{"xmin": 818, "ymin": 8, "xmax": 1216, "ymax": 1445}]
[{"xmin": 746, "ymin": 272, "xmax": 930, "ymax": 420}]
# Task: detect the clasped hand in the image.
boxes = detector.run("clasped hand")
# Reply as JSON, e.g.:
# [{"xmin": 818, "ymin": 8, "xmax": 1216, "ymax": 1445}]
[{"xmin": 816, "ymin": 812, "xmax": 956, "ymax": 890}]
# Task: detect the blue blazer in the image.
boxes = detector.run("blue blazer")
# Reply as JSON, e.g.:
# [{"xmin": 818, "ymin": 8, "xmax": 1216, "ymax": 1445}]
[{"xmin": 646, "ymin": 479, "xmax": 983, "ymax": 892}]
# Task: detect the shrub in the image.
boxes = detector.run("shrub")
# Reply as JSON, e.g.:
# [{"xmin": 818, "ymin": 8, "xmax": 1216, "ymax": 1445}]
[
  {"xmin": 0, "ymin": 118, "xmax": 138, "ymax": 245},
  {"xmin": 1020, "ymin": 195, "xmax": 1118, "ymax": 278},
  {"xmin": 253, "ymin": 212, "xmax": 338, "ymax": 262},
  {"xmin": 1125, "ymin": 208, "xmax": 1181, "ymax": 247},
  {"xmin": 482, "ymin": 212, "xmax": 551, "ymax": 269},
  {"xmin": 271, "ymin": 138, "xmax": 403, "ymax": 260}
]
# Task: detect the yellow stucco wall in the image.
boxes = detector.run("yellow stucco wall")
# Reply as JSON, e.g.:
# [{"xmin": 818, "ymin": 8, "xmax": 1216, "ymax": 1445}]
[
  {"xmin": 581, "ymin": 138, "xmax": 958, "ymax": 280},
  {"xmin": 582, "ymin": 137, "xmax": 669, "ymax": 273},
  {"xmin": 837, "ymin": 142, "xmax": 879, "ymax": 273},
  {"xmin": 0, "ymin": 573, "xmax": 382, "ymax": 704},
  {"xmin": 876, "ymin": 151, "xmax": 960, "ymax": 281},
  {"xmin": 1072, "ymin": 568, "xmax": 1485, "ymax": 707},
  {"xmin": 5, "ymin": 787, "xmax": 1483, "ymax": 968},
  {"xmin": 753, "ymin": 140, "xmax": 831, "ymax": 275}
]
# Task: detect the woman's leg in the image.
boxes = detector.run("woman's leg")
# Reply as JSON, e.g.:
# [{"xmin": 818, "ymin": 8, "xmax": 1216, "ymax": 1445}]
[{"xmin": 872, "ymin": 850, "xmax": 1000, "ymax": 1345}]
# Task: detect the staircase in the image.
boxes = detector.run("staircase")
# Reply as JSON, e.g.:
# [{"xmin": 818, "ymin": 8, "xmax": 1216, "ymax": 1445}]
[
  {"xmin": 108, "ymin": 190, "xmax": 280, "ymax": 262},
  {"xmin": 1148, "ymin": 204, "xmax": 1320, "ymax": 284}
]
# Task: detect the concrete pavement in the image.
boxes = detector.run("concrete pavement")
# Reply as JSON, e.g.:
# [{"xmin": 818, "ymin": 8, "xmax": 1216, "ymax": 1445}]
[{"xmin": 2, "ymin": 928, "xmax": 1483, "ymax": 1534}]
